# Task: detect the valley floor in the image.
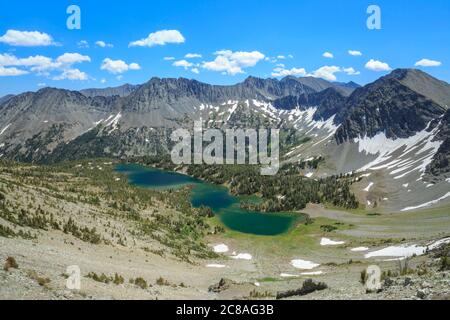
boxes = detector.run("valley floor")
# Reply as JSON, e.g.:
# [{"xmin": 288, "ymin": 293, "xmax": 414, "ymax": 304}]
[{"xmin": 0, "ymin": 160, "xmax": 449, "ymax": 300}]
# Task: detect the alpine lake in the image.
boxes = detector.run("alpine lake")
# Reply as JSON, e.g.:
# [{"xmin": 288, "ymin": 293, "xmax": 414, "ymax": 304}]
[{"xmin": 116, "ymin": 164, "xmax": 303, "ymax": 236}]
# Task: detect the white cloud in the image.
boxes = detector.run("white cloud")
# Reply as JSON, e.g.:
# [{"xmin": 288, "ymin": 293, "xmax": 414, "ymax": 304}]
[
  {"xmin": 265, "ymin": 55, "xmax": 291, "ymax": 63},
  {"xmin": 101, "ymin": 58, "xmax": 141, "ymax": 74},
  {"xmin": 0, "ymin": 53, "xmax": 19, "ymax": 66},
  {"xmin": 23, "ymin": 56, "xmax": 54, "ymax": 68},
  {"xmin": 185, "ymin": 53, "xmax": 202, "ymax": 59},
  {"xmin": 77, "ymin": 40, "xmax": 89, "ymax": 48},
  {"xmin": 129, "ymin": 63, "xmax": 141, "ymax": 70},
  {"xmin": 271, "ymin": 66, "xmax": 307, "ymax": 78},
  {"xmin": 348, "ymin": 50, "xmax": 362, "ymax": 56},
  {"xmin": 311, "ymin": 66, "xmax": 341, "ymax": 81},
  {"xmin": 0, "ymin": 53, "xmax": 52, "ymax": 68},
  {"xmin": 415, "ymin": 58, "xmax": 442, "ymax": 67},
  {"xmin": 0, "ymin": 30, "xmax": 55, "ymax": 46},
  {"xmin": 1, "ymin": 53, "xmax": 90, "ymax": 70},
  {"xmin": 129, "ymin": 29, "xmax": 185, "ymax": 47},
  {"xmin": 272, "ymin": 64, "xmax": 358, "ymax": 80},
  {"xmin": 32, "ymin": 53, "xmax": 90, "ymax": 74},
  {"xmin": 343, "ymin": 67, "xmax": 360, "ymax": 75},
  {"xmin": 202, "ymin": 50, "xmax": 265, "ymax": 75},
  {"xmin": 53, "ymin": 69, "xmax": 88, "ymax": 81},
  {"xmin": 265, "ymin": 57, "xmax": 278, "ymax": 63},
  {"xmin": 323, "ymin": 52, "xmax": 334, "ymax": 59},
  {"xmin": 37, "ymin": 82, "xmax": 47, "ymax": 87},
  {"xmin": 100, "ymin": 78, "xmax": 107, "ymax": 84},
  {"xmin": 56, "ymin": 53, "xmax": 91, "ymax": 65},
  {"xmin": 95, "ymin": 40, "xmax": 113, "ymax": 48},
  {"xmin": 365, "ymin": 59, "xmax": 392, "ymax": 71},
  {"xmin": 0, "ymin": 66, "xmax": 28, "ymax": 76},
  {"xmin": 0, "ymin": 52, "xmax": 91, "ymax": 79},
  {"xmin": 173, "ymin": 59, "xmax": 193, "ymax": 69},
  {"xmin": 0, "ymin": 54, "xmax": 53, "ymax": 74},
  {"xmin": 164, "ymin": 56, "xmax": 175, "ymax": 61},
  {"xmin": 101, "ymin": 59, "xmax": 128, "ymax": 73},
  {"xmin": 191, "ymin": 67, "xmax": 200, "ymax": 74}
]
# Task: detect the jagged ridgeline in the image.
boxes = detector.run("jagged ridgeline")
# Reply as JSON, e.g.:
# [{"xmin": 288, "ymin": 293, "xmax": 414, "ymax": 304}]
[
  {"xmin": 1, "ymin": 69, "xmax": 450, "ymax": 212},
  {"xmin": 0, "ymin": 74, "xmax": 360, "ymax": 163}
]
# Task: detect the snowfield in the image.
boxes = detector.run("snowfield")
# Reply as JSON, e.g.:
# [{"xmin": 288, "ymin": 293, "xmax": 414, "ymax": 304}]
[
  {"xmin": 291, "ymin": 259, "xmax": 320, "ymax": 270},
  {"xmin": 354, "ymin": 123, "xmax": 443, "ymax": 180},
  {"xmin": 365, "ymin": 238, "xmax": 450, "ymax": 259},
  {"xmin": 231, "ymin": 253, "xmax": 253, "ymax": 260},
  {"xmin": 401, "ymin": 192, "xmax": 450, "ymax": 211},
  {"xmin": 364, "ymin": 182, "xmax": 374, "ymax": 192},
  {"xmin": 320, "ymin": 238, "xmax": 345, "ymax": 246},
  {"xmin": 0, "ymin": 124, "xmax": 11, "ymax": 136},
  {"xmin": 351, "ymin": 247, "xmax": 369, "ymax": 252},
  {"xmin": 213, "ymin": 244, "xmax": 229, "ymax": 253},
  {"xmin": 365, "ymin": 245, "xmax": 426, "ymax": 259},
  {"xmin": 206, "ymin": 264, "xmax": 227, "ymax": 269}
]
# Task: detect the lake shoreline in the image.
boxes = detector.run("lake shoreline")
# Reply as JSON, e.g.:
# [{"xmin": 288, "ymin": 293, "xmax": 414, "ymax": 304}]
[{"xmin": 116, "ymin": 163, "xmax": 304, "ymax": 236}]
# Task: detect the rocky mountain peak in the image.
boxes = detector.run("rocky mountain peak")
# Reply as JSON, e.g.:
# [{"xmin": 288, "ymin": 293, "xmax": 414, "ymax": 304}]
[
  {"xmin": 384, "ymin": 68, "xmax": 450, "ymax": 108},
  {"xmin": 335, "ymin": 69, "xmax": 448, "ymax": 143}
]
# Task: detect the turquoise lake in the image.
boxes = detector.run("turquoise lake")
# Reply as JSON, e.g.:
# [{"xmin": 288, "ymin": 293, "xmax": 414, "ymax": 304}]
[{"xmin": 116, "ymin": 164, "xmax": 300, "ymax": 236}]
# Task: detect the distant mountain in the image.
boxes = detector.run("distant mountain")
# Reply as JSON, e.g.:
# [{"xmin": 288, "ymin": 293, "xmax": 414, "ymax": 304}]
[
  {"xmin": 80, "ymin": 84, "xmax": 140, "ymax": 98},
  {"xmin": 0, "ymin": 69, "xmax": 448, "ymax": 177},
  {"xmin": 0, "ymin": 94, "xmax": 15, "ymax": 106},
  {"xmin": 0, "ymin": 87, "xmax": 120, "ymax": 161},
  {"xmin": 1, "ymin": 68, "xmax": 450, "ymax": 209},
  {"xmin": 335, "ymin": 69, "xmax": 448, "ymax": 143},
  {"xmin": 273, "ymin": 87, "xmax": 347, "ymax": 121},
  {"xmin": 387, "ymin": 69, "xmax": 450, "ymax": 108},
  {"xmin": 0, "ymin": 75, "xmax": 355, "ymax": 161},
  {"xmin": 333, "ymin": 81, "xmax": 361, "ymax": 92},
  {"xmin": 280, "ymin": 76, "xmax": 360, "ymax": 97},
  {"xmin": 116, "ymin": 76, "xmax": 358, "ymax": 128}
]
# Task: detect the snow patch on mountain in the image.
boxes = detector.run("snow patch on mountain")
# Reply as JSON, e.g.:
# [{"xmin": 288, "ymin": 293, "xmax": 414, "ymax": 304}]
[
  {"xmin": 291, "ymin": 259, "xmax": 320, "ymax": 270},
  {"xmin": 354, "ymin": 123, "xmax": 443, "ymax": 180},
  {"xmin": 212, "ymin": 244, "xmax": 229, "ymax": 253},
  {"xmin": 351, "ymin": 247, "xmax": 369, "ymax": 252},
  {"xmin": 226, "ymin": 102, "xmax": 239, "ymax": 122},
  {"xmin": 206, "ymin": 264, "xmax": 227, "ymax": 269},
  {"xmin": 252, "ymin": 100, "xmax": 278, "ymax": 119},
  {"xmin": 320, "ymin": 238, "xmax": 345, "ymax": 246},
  {"xmin": 365, "ymin": 238, "xmax": 450, "ymax": 259},
  {"xmin": 401, "ymin": 192, "xmax": 450, "ymax": 212},
  {"xmin": 0, "ymin": 124, "xmax": 11, "ymax": 136},
  {"xmin": 364, "ymin": 182, "xmax": 374, "ymax": 192},
  {"xmin": 288, "ymin": 107, "xmax": 317, "ymax": 130},
  {"xmin": 365, "ymin": 245, "xmax": 426, "ymax": 259},
  {"xmin": 105, "ymin": 113, "xmax": 122, "ymax": 133},
  {"xmin": 231, "ymin": 253, "xmax": 253, "ymax": 260}
]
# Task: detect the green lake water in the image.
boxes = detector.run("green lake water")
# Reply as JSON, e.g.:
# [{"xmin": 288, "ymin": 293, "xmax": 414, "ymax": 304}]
[{"xmin": 116, "ymin": 164, "xmax": 300, "ymax": 236}]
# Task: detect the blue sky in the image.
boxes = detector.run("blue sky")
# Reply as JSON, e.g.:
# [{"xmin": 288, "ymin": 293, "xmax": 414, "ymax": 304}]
[{"xmin": 0, "ymin": 0, "xmax": 449, "ymax": 95}]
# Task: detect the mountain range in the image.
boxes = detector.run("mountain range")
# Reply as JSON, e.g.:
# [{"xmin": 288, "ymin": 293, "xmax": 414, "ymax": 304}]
[{"xmin": 1, "ymin": 68, "xmax": 449, "ymax": 212}]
